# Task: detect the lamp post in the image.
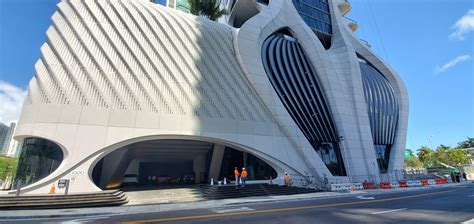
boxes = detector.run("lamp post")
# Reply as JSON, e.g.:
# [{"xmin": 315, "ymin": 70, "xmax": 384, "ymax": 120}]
[{"xmin": 339, "ymin": 136, "xmax": 351, "ymax": 183}]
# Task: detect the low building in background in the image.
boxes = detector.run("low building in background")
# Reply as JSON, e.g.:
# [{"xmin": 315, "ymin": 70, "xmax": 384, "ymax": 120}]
[{"xmin": 9, "ymin": 0, "xmax": 408, "ymax": 194}]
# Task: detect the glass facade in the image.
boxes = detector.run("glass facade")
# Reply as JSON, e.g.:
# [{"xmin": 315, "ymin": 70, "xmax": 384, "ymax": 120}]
[
  {"xmin": 359, "ymin": 55, "xmax": 399, "ymax": 173},
  {"xmin": 219, "ymin": 147, "xmax": 277, "ymax": 181},
  {"xmin": 375, "ymin": 145, "xmax": 391, "ymax": 173},
  {"xmin": 262, "ymin": 31, "xmax": 346, "ymax": 176},
  {"xmin": 13, "ymin": 138, "xmax": 64, "ymax": 188},
  {"xmin": 151, "ymin": 0, "xmax": 167, "ymax": 6},
  {"xmin": 313, "ymin": 143, "xmax": 346, "ymax": 176},
  {"xmin": 175, "ymin": 0, "xmax": 190, "ymax": 13},
  {"xmin": 292, "ymin": 0, "xmax": 332, "ymax": 35}
]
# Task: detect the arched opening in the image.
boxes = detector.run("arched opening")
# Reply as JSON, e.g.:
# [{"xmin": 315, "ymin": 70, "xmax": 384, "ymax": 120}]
[
  {"xmin": 91, "ymin": 139, "xmax": 277, "ymax": 190},
  {"xmin": 13, "ymin": 138, "xmax": 64, "ymax": 189}
]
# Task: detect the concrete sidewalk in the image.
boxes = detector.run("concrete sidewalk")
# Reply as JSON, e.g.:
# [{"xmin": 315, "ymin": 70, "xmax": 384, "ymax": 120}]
[{"xmin": 0, "ymin": 182, "xmax": 469, "ymax": 220}]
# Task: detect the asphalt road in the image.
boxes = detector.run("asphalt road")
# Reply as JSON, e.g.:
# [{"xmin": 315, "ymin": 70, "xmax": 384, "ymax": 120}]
[{"xmin": 8, "ymin": 184, "xmax": 474, "ymax": 224}]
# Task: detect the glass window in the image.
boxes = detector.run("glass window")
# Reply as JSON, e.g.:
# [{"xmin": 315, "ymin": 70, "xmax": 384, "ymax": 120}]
[
  {"xmin": 152, "ymin": 0, "xmax": 167, "ymax": 6},
  {"xmin": 175, "ymin": 0, "xmax": 190, "ymax": 13},
  {"xmin": 375, "ymin": 144, "xmax": 391, "ymax": 173},
  {"xmin": 292, "ymin": 0, "xmax": 332, "ymax": 35},
  {"xmin": 314, "ymin": 143, "xmax": 346, "ymax": 176},
  {"xmin": 219, "ymin": 147, "xmax": 277, "ymax": 181},
  {"xmin": 13, "ymin": 138, "xmax": 64, "ymax": 189}
]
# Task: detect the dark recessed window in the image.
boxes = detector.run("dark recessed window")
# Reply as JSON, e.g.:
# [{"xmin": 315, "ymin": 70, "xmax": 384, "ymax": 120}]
[{"xmin": 13, "ymin": 138, "xmax": 64, "ymax": 189}]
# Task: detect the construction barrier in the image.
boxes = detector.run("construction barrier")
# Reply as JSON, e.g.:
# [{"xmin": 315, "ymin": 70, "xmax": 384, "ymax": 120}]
[
  {"xmin": 398, "ymin": 180, "xmax": 408, "ymax": 188},
  {"xmin": 380, "ymin": 181, "xmax": 391, "ymax": 189},
  {"xmin": 428, "ymin": 179, "xmax": 436, "ymax": 185},
  {"xmin": 351, "ymin": 183, "xmax": 364, "ymax": 190},
  {"xmin": 407, "ymin": 180, "xmax": 422, "ymax": 187},
  {"xmin": 420, "ymin": 179, "xmax": 429, "ymax": 186},
  {"xmin": 48, "ymin": 183, "xmax": 55, "ymax": 194},
  {"xmin": 390, "ymin": 181, "xmax": 399, "ymax": 188},
  {"xmin": 435, "ymin": 178, "xmax": 447, "ymax": 184},
  {"xmin": 330, "ymin": 183, "xmax": 353, "ymax": 192},
  {"xmin": 362, "ymin": 181, "xmax": 375, "ymax": 189}
]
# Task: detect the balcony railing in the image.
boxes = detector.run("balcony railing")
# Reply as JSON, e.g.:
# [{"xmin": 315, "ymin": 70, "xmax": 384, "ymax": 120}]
[{"xmin": 337, "ymin": 0, "xmax": 351, "ymax": 16}]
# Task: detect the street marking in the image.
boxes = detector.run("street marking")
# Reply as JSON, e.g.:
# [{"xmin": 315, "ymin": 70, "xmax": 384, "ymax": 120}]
[
  {"xmin": 356, "ymin": 195, "xmax": 375, "ymax": 200},
  {"xmin": 212, "ymin": 207, "xmax": 255, "ymax": 214},
  {"xmin": 120, "ymin": 189, "xmax": 459, "ymax": 223},
  {"xmin": 467, "ymin": 194, "xmax": 474, "ymax": 197},
  {"xmin": 371, "ymin": 208, "xmax": 407, "ymax": 215}
]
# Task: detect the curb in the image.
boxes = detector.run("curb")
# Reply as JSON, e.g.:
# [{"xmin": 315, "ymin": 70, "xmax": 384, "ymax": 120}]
[{"xmin": 0, "ymin": 212, "xmax": 112, "ymax": 220}]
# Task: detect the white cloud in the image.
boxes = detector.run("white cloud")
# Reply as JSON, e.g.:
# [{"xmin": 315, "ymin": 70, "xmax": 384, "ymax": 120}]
[
  {"xmin": 0, "ymin": 81, "xmax": 27, "ymax": 125},
  {"xmin": 435, "ymin": 54, "xmax": 471, "ymax": 74},
  {"xmin": 450, "ymin": 9, "xmax": 474, "ymax": 40}
]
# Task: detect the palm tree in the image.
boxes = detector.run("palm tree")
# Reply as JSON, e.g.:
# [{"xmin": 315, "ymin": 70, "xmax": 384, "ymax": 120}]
[
  {"xmin": 417, "ymin": 146, "xmax": 435, "ymax": 167},
  {"xmin": 188, "ymin": 0, "xmax": 228, "ymax": 21},
  {"xmin": 457, "ymin": 137, "xmax": 474, "ymax": 149}
]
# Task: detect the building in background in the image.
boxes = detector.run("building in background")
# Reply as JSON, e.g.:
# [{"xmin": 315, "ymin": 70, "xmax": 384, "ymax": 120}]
[
  {"xmin": 10, "ymin": 0, "xmax": 407, "ymax": 195},
  {"xmin": 0, "ymin": 123, "xmax": 22, "ymax": 157},
  {"xmin": 0, "ymin": 123, "xmax": 9, "ymax": 153},
  {"xmin": 465, "ymin": 148, "xmax": 474, "ymax": 165}
]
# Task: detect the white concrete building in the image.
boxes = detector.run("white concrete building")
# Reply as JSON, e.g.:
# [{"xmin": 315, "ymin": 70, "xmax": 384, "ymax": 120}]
[{"xmin": 11, "ymin": 0, "xmax": 407, "ymax": 194}]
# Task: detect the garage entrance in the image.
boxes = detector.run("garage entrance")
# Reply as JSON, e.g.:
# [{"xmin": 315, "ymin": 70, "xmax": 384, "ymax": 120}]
[{"xmin": 91, "ymin": 139, "xmax": 277, "ymax": 190}]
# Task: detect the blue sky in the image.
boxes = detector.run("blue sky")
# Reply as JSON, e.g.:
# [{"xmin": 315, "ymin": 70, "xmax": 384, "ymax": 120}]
[
  {"xmin": 0, "ymin": 0, "xmax": 472, "ymax": 151},
  {"xmin": 348, "ymin": 0, "xmax": 473, "ymax": 150}
]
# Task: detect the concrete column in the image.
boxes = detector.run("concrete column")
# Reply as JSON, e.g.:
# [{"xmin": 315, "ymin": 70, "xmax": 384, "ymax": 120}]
[
  {"xmin": 208, "ymin": 144, "xmax": 225, "ymax": 182},
  {"xmin": 193, "ymin": 155, "xmax": 206, "ymax": 184},
  {"xmin": 99, "ymin": 146, "xmax": 132, "ymax": 189}
]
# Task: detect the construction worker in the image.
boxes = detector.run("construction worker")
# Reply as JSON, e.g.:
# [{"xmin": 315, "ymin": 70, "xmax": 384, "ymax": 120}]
[
  {"xmin": 241, "ymin": 168, "xmax": 248, "ymax": 187},
  {"xmin": 234, "ymin": 167, "xmax": 240, "ymax": 187},
  {"xmin": 284, "ymin": 172, "xmax": 291, "ymax": 187}
]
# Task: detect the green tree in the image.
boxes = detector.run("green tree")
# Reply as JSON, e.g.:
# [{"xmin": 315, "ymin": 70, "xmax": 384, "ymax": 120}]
[
  {"xmin": 404, "ymin": 155, "xmax": 423, "ymax": 169},
  {"xmin": 433, "ymin": 145, "xmax": 469, "ymax": 166},
  {"xmin": 434, "ymin": 144, "xmax": 450, "ymax": 164},
  {"xmin": 0, "ymin": 155, "xmax": 18, "ymax": 181},
  {"xmin": 417, "ymin": 146, "xmax": 435, "ymax": 167},
  {"xmin": 457, "ymin": 137, "xmax": 474, "ymax": 149},
  {"xmin": 188, "ymin": 0, "xmax": 228, "ymax": 21},
  {"xmin": 446, "ymin": 148, "xmax": 469, "ymax": 165}
]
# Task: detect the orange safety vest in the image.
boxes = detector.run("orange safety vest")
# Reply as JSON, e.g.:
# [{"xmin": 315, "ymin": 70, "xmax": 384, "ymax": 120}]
[
  {"xmin": 284, "ymin": 175, "xmax": 290, "ymax": 183},
  {"xmin": 241, "ymin": 170, "xmax": 248, "ymax": 178},
  {"xmin": 234, "ymin": 170, "xmax": 240, "ymax": 177}
]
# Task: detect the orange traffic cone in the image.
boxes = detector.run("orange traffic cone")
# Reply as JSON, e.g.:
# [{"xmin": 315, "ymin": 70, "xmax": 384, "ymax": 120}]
[{"xmin": 48, "ymin": 183, "xmax": 55, "ymax": 194}]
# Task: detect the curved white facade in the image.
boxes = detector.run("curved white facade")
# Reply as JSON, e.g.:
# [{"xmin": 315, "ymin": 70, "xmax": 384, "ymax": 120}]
[{"xmin": 12, "ymin": 0, "xmax": 408, "ymax": 194}]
